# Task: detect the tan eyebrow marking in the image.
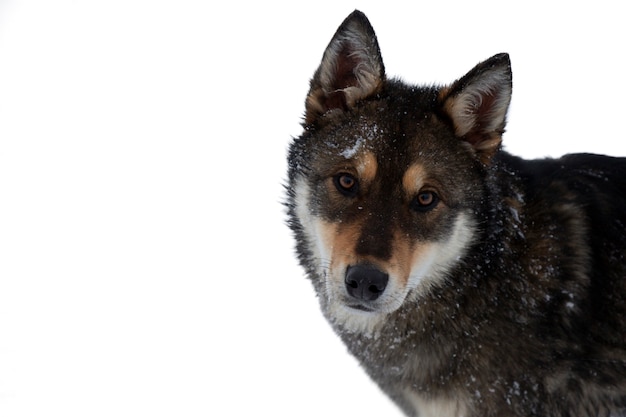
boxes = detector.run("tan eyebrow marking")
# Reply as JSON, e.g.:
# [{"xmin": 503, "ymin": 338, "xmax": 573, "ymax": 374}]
[
  {"xmin": 356, "ymin": 151, "xmax": 378, "ymax": 183},
  {"xmin": 402, "ymin": 163, "xmax": 427, "ymax": 195}
]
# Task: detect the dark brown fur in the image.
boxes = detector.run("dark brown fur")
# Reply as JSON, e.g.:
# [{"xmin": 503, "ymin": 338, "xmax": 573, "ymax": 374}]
[{"xmin": 286, "ymin": 10, "xmax": 626, "ymax": 417}]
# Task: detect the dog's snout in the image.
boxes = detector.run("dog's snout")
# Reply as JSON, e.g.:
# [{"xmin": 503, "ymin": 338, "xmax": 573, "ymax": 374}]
[{"xmin": 345, "ymin": 264, "xmax": 389, "ymax": 301}]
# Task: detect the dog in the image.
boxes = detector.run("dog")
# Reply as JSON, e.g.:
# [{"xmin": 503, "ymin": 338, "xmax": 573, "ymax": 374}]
[{"xmin": 285, "ymin": 10, "xmax": 626, "ymax": 417}]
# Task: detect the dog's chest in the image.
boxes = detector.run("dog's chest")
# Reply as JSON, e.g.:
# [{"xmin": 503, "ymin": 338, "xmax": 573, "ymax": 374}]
[
  {"xmin": 341, "ymin": 326, "xmax": 471, "ymax": 416},
  {"xmin": 403, "ymin": 389, "xmax": 468, "ymax": 417}
]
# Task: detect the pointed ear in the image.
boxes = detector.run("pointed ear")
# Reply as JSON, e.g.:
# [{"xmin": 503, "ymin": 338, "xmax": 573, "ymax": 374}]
[
  {"xmin": 440, "ymin": 53, "xmax": 512, "ymax": 161},
  {"xmin": 304, "ymin": 10, "xmax": 385, "ymax": 125}
]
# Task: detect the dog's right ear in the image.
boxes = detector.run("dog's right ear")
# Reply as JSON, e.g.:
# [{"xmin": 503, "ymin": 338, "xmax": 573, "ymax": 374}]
[{"xmin": 304, "ymin": 10, "xmax": 385, "ymax": 125}]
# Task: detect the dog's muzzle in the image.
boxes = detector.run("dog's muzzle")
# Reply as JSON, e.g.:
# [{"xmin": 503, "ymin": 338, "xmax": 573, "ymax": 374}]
[{"xmin": 345, "ymin": 264, "xmax": 389, "ymax": 301}]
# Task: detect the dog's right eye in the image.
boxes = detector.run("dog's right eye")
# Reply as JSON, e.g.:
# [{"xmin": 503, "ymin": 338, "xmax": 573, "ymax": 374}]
[{"xmin": 333, "ymin": 173, "xmax": 359, "ymax": 197}]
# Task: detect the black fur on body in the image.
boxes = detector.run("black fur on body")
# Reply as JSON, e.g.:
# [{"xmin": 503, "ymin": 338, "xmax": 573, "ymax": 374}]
[{"xmin": 286, "ymin": 10, "xmax": 626, "ymax": 417}]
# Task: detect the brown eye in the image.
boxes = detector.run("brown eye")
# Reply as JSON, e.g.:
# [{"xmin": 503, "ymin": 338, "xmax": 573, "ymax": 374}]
[
  {"xmin": 418, "ymin": 192, "xmax": 434, "ymax": 206},
  {"xmin": 339, "ymin": 175, "xmax": 355, "ymax": 189},
  {"xmin": 411, "ymin": 191, "xmax": 439, "ymax": 212},
  {"xmin": 333, "ymin": 173, "xmax": 359, "ymax": 197}
]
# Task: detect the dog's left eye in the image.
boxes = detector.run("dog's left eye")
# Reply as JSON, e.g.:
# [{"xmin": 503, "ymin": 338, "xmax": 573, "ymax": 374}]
[{"xmin": 410, "ymin": 191, "xmax": 439, "ymax": 212}]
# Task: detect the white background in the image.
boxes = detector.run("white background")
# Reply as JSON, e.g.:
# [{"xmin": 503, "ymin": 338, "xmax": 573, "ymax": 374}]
[{"xmin": 0, "ymin": 1, "xmax": 624, "ymax": 416}]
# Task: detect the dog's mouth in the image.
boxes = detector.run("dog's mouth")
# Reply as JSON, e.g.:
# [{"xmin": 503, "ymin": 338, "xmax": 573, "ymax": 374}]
[{"xmin": 345, "ymin": 303, "xmax": 376, "ymax": 313}]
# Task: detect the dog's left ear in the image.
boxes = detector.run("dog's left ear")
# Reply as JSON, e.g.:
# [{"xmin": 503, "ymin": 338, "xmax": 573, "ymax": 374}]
[
  {"xmin": 440, "ymin": 53, "xmax": 512, "ymax": 162},
  {"xmin": 304, "ymin": 10, "xmax": 385, "ymax": 125}
]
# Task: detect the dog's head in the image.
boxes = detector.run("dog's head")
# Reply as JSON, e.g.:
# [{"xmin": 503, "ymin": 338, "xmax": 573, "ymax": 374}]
[{"xmin": 287, "ymin": 10, "xmax": 512, "ymax": 332}]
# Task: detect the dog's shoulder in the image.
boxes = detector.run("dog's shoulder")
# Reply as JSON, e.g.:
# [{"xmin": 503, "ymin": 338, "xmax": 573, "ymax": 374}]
[
  {"xmin": 508, "ymin": 151, "xmax": 626, "ymax": 187},
  {"xmin": 498, "ymin": 152, "xmax": 626, "ymax": 218},
  {"xmin": 494, "ymin": 150, "xmax": 626, "ymax": 346}
]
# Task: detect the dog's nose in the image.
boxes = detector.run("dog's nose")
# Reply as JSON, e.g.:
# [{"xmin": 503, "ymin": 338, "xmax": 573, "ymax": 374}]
[{"xmin": 345, "ymin": 264, "xmax": 389, "ymax": 301}]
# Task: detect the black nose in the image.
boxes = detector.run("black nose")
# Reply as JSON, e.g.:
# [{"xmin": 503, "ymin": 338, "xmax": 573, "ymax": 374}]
[{"xmin": 345, "ymin": 264, "xmax": 389, "ymax": 301}]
